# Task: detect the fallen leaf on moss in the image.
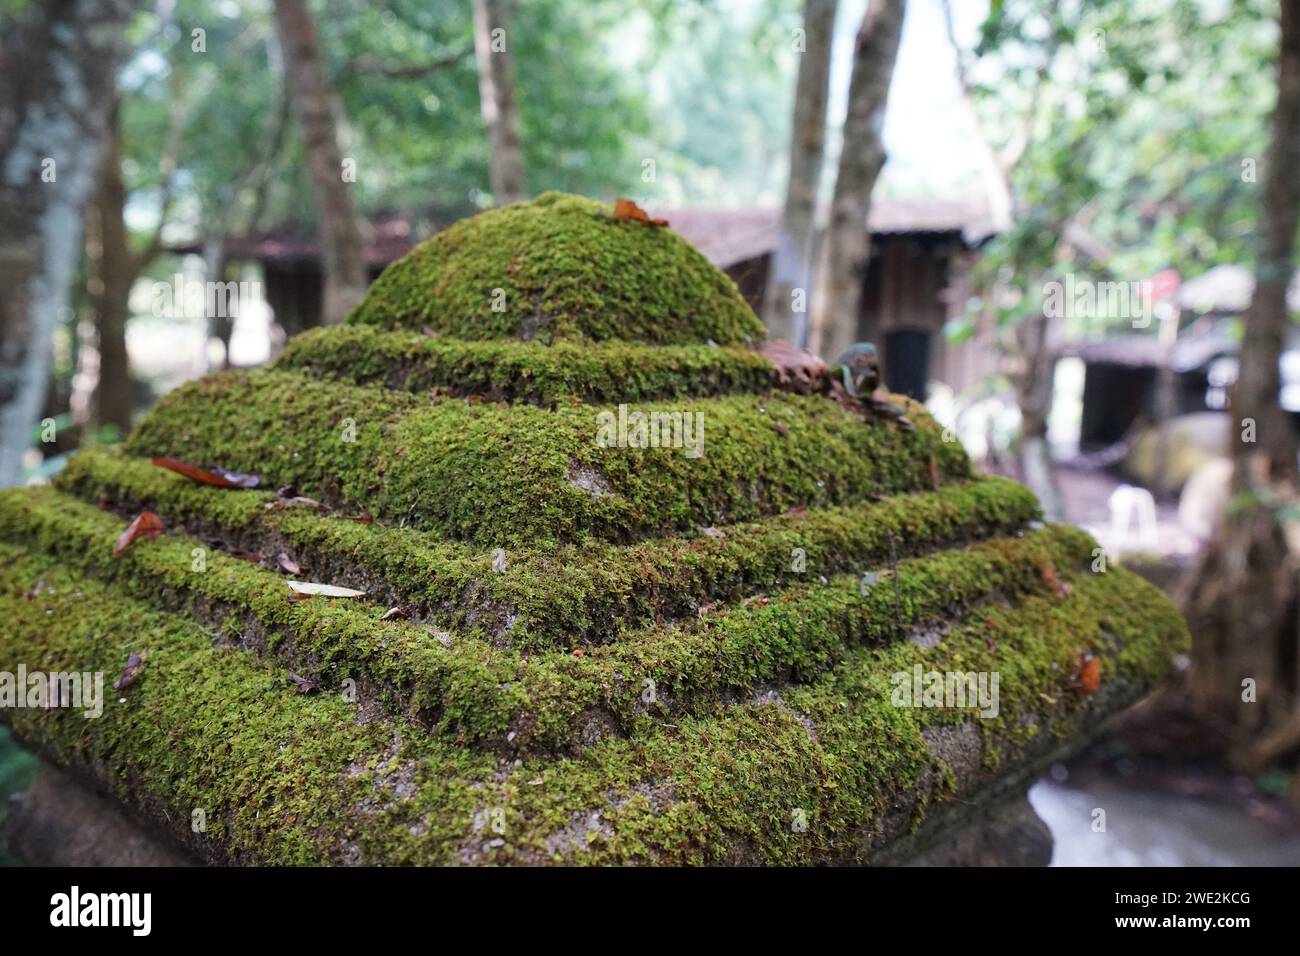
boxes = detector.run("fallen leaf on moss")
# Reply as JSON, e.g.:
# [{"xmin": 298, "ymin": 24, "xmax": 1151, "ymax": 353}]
[
  {"xmin": 113, "ymin": 511, "xmax": 165, "ymax": 557},
  {"xmin": 114, "ymin": 651, "xmax": 144, "ymax": 691},
  {"xmin": 266, "ymin": 495, "xmax": 320, "ymax": 511},
  {"xmin": 612, "ymin": 197, "xmax": 668, "ymax": 226},
  {"xmin": 275, "ymin": 552, "xmax": 302, "ymax": 575},
  {"xmin": 1041, "ymin": 562, "xmax": 1072, "ymax": 597},
  {"xmin": 758, "ymin": 340, "xmax": 828, "ymax": 392},
  {"xmin": 381, "ymin": 605, "xmax": 412, "ymax": 621},
  {"xmin": 152, "ymin": 456, "xmax": 259, "ymax": 489},
  {"xmin": 1075, "ymin": 653, "xmax": 1102, "ymax": 695},
  {"xmin": 287, "ymin": 581, "xmax": 366, "ymax": 598},
  {"xmin": 289, "ymin": 672, "xmax": 317, "ymax": 694}
]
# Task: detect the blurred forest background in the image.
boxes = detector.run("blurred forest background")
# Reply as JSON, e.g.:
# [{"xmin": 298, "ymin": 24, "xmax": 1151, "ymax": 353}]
[{"xmin": 3, "ymin": 0, "xmax": 1300, "ymax": 864}]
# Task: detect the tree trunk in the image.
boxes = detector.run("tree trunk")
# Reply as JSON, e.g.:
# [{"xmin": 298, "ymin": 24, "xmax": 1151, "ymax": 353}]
[
  {"xmin": 473, "ymin": 0, "xmax": 528, "ymax": 206},
  {"xmin": 809, "ymin": 0, "xmax": 906, "ymax": 362},
  {"xmin": 203, "ymin": 236, "xmax": 234, "ymax": 370},
  {"xmin": 762, "ymin": 0, "xmax": 838, "ymax": 346},
  {"xmin": 0, "ymin": 0, "xmax": 132, "ymax": 487},
  {"xmin": 85, "ymin": 100, "xmax": 135, "ymax": 436},
  {"xmin": 1183, "ymin": 2, "xmax": 1300, "ymax": 765},
  {"xmin": 272, "ymin": 0, "xmax": 368, "ymax": 326},
  {"xmin": 1009, "ymin": 309, "xmax": 1066, "ymax": 521}
]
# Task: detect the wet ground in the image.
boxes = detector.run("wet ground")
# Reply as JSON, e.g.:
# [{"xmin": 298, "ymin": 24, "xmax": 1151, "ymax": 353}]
[{"xmin": 1031, "ymin": 777, "xmax": 1300, "ymax": 866}]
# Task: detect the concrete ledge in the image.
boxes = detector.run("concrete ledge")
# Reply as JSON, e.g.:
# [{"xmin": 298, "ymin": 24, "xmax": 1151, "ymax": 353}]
[{"xmin": 4, "ymin": 761, "xmax": 192, "ymax": 867}]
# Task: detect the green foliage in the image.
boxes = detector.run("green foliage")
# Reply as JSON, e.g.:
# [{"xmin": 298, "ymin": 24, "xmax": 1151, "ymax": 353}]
[
  {"xmin": 115, "ymin": 0, "xmax": 660, "ymax": 244},
  {"xmin": 969, "ymin": 0, "xmax": 1277, "ymax": 337}
]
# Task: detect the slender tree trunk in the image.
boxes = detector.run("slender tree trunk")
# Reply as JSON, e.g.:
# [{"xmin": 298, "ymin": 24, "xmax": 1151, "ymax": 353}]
[
  {"xmin": 0, "ymin": 0, "xmax": 132, "ymax": 486},
  {"xmin": 473, "ymin": 0, "xmax": 528, "ymax": 206},
  {"xmin": 1009, "ymin": 308, "xmax": 1066, "ymax": 521},
  {"xmin": 203, "ymin": 237, "xmax": 234, "ymax": 369},
  {"xmin": 809, "ymin": 0, "xmax": 906, "ymax": 362},
  {"xmin": 762, "ymin": 0, "xmax": 838, "ymax": 346},
  {"xmin": 1183, "ymin": 2, "xmax": 1300, "ymax": 765},
  {"xmin": 206, "ymin": 70, "xmax": 290, "ymax": 368},
  {"xmin": 272, "ymin": 0, "xmax": 367, "ymax": 325},
  {"xmin": 86, "ymin": 100, "xmax": 135, "ymax": 435}
]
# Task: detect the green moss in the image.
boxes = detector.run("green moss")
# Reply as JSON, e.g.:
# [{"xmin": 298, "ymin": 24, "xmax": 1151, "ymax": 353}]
[
  {"xmin": 0, "ymin": 543, "xmax": 494, "ymax": 864},
  {"xmin": 58, "ymin": 448, "xmax": 1036, "ymax": 648},
  {"xmin": 0, "ymin": 187, "xmax": 1192, "ymax": 865},
  {"xmin": 0, "ymin": 520, "xmax": 1185, "ymax": 864},
  {"xmin": 347, "ymin": 193, "xmax": 765, "ymax": 346},
  {"xmin": 2, "ymin": 485, "xmax": 1182, "ymax": 762},
  {"xmin": 124, "ymin": 368, "xmax": 969, "ymax": 547},
  {"xmin": 277, "ymin": 326, "xmax": 778, "ymax": 406},
  {"xmin": 0, "ymin": 487, "xmax": 529, "ymax": 746}
]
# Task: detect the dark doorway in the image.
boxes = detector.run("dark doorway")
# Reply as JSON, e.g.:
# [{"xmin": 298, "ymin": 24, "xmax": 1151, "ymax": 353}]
[{"xmin": 884, "ymin": 329, "xmax": 931, "ymax": 400}]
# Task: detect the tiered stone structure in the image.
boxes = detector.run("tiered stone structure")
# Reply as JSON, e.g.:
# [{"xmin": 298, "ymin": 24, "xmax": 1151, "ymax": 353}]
[{"xmin": 0, "ymin": 194, "xmax": 1186, "ymax": 864}]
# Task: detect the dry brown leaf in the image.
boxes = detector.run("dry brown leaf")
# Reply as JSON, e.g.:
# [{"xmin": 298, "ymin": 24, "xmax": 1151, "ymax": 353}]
[
  {"xmin": 113, "ymin": 511, "xmax": 165, "ymax": 558},
  {"xmin": 286, "ymin": 580, "xmax": 366, "ymax": 599},
  {"xmin": 114, "ymin": 651, "xmax": 145, "ymax": 691},
  {"xmin": 289, "ymin": 672, "xmax": 317, "ymax": 694},
  {"xmin": 1075, "ymin": 653, "xmax": 1102, "ymax": 696},
  {"xmin": 1041, "ymin": 562, "xmax": 1072, "ymax": 598},
  {"xmin": 758, "ymin": 340, "xmax": 829, "ymax": 392},
  {"xmin": 152, "ymin": 456, "xmax": 260, "ymax": 489},
  {"xmin": 612, "ymin": 197, "xmax": 668, "ymax": 226},
  {"xmin": 265, "ymin": 495, "xmax": 320, "ymax": 511}
]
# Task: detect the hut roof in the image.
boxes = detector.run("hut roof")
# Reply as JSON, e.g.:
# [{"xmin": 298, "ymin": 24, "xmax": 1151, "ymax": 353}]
[
  {"xmin": 178, "ymin": 197, "xmax": 995, "ymax": 273},
  {"xmin": 1176, "ymin": 263, "xmax": 1300, "ymax": 314},
  {"xmin": 0, "ymin": 193, "xmax": 1186, "ymax": 865}
]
